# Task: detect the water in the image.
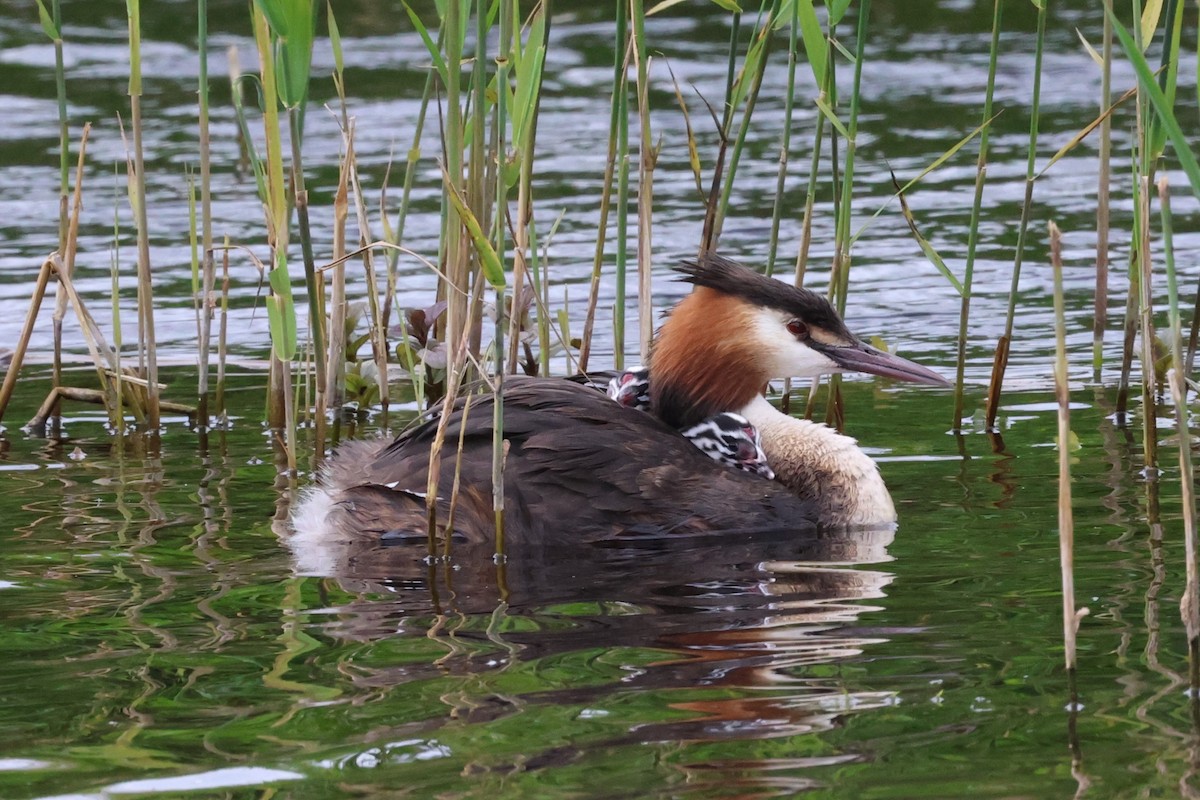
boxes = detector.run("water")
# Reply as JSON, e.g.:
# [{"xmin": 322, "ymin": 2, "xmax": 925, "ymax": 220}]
[{"xmin": 2, "ymin": 1, "xmax": 1200, "ymax": 797}]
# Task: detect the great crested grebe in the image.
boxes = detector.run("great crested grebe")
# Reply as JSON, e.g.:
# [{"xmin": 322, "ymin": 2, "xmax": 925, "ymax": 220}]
[{"xmin": 290, "ymin": 254, "xmax": 947, "ymax": 552}]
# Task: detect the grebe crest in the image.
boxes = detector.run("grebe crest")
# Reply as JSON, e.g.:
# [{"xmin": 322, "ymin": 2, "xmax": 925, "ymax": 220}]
[{"xmin": 651, "ymin": 254, "xmax": 946, "ymax": 429}]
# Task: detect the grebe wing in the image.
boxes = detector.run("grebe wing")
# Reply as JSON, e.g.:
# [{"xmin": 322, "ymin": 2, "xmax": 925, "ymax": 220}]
[{"xmin": 319, "ymin": 377, "xmax": 818, "ymax": 543}]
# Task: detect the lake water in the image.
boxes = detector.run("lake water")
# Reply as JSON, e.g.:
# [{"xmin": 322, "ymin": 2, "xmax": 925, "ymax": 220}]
[{"xmin": 2, "ymin": 1, "xmax": 1200, "ymax": 797}]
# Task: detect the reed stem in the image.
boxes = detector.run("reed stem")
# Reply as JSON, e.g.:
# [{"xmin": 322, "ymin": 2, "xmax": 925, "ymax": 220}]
[
  {"xmin": 985, "ymin": 0, "xmax": 1046, "ymax": 431},
  {"xmin": 1135, "ymin": 175, "xmax": 1158, "ymax": 473},
  {"xmin": 766, "ymin": 0, "xmax": 800, "ymax": 278},
  {"xmin": 830, "ymin": 0, "xmax": 870, "ymax": 316},
  {"xmin": 1092, "ymin": 7, "xmax": 1113, "ymax": 378},
  {"xmin": 578, "ymin": 16, "xmax": 627, "ymax": 373},
  {"xmin": 126, "ymin": 0, "xmax": 160, "ymax": 430},
  {"xmin": 630, "ymin": 0, "xmax": 655, "ymax": 362},
  {"xmin": 197, "ymin": 0, "xmax": 214, "ymax": 425},
  {"xmin": 1157, "ymin": 177, "xmax": 1200, "ymax": 651},
  {"xmin": 50, "ymin": 0, "xmax": 68, "ymax": 422},
  {"xmin": 1049, "ymin": 221, "xmax": 1080, "ymax": 673},
  {"xmin": 952, "ymin": 0, "xmax": 1002, "ymax": 432}
]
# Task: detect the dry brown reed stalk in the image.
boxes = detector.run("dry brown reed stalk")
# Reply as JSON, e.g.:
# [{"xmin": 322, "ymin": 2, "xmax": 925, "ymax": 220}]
[
  {"xmin": 215, "ymin": 237, "xmax": 231, "ymax": 421},
  {"xmin": 0, "ymin": 258, "xmax": 54, "ymax": 426},
  {"xmin": 196, "ymin": 0, "xmax": 214, "ymax": 425},
  {"xmin": 424, "ymin": 275, "xmax": 487, "ymax": 547},
  {"xmin": 345, "ymin": 124, "xmax": 390, "ymax": 423},
  {"xmin": 1049, "ymin": 221, "xmax": 1086, "ymax": 675},
  {"xmin": 442, "ymin": 394, "xmax": 472, "ymax": 557},
  {"xmin": 1092, "ymin": 10, "xmax": 1114, "ymax": 377},
  {"xmin": 630, "ymin": 0, "xmax": 656, "ymax": 362},
  {"xmin": 48, "ymin": 121, "xmax": 95, "ymax": 425},
  {"xmin": 28, "ymin": 387, "xmax": 195, "ymax": 432},
  {"xmin": 325, "ymin": 118, "xmax": 351, "ymax": 419},
  {"xmin": 1156, "ymin": 178, "xmax": 1200, "ymax": 667},
  {"xmin": 579, "ymin": 34, "xmax": 633, "ymax": 374},
  {"xmin": 1135, "ymin": 175, "xmax": 1158, "ymax": 473},
  {"xmin": 125, "ymin": 0, "xmax": 160, "ymax": 430},
  {"xmin": 326, "ymin": 9, "xmax": 351, "ymax": 422}
]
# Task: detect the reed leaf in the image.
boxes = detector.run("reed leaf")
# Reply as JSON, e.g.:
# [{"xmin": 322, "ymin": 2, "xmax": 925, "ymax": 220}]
[
  {"xmin": 402, "ymin": 3, "xmax": 449, "ymax": 83},
  {"xmin": 649, "ymin": 0, "xmax": 744, "ymax": 14},
  {"xmin": 826, "ymin": 0, "xmax": 851, "ymax": 25},
  {"xmin": 327, "ymin": 0, "xmax": 342, "ymax": 75},
  {"xmin": 34, "ymin": 0, "xmax": 58, "ymax": 39},
  {"xmin": 1075, "ymin": 28, "xmax": 1103, "ymax": 67},
  {"xmin": 267, "ymin": 265, "xmax": 298, "ymax": 361},
  {"xmin": 793, "ymin": 0, "xmax": 826, "ymax": 88},
  {"xmin": 254, "ymin": 0, "xmax": 315, "ymax": 108},
  {"xmin": 1140, "ymin": 0, "xmax": 1163, "ymax": 47},
  {"xmin": 509, "ymin": 10, "xmax": 546, "ymax": 155},
  {"xmin": 1110, "ymin": 10, "xmax": 1200, "ymax": 202},
  {"xmin": 813, "ymin": 95, "xmax": 849, "ymax": 139},
  {"xmin": 892, "ymin": 174, "xmax": 963, "ymax": 296},
  {"xmin": 1035, "ymin": 85, "xmax": 1135, "ymax": 179},
  {"xmin": 441, "ymin": 165, "xmax": 505, "ymax": 289}
]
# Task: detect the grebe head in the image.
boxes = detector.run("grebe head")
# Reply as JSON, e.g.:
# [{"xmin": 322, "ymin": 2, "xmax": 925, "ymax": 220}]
[
  {"xmin": 607, "ymin": 366, "xmax": 651, "ymax": 411},
  {"xmin": 681, "ymin": 412, "xmax": 774, "ymax": 480},
  {"xmin": 651, "ymin": 253, "xmax": 948, "ymax": 428}
]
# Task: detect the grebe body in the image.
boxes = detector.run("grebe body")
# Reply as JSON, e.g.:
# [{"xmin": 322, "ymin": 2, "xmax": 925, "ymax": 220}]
[{"xmin": 290, "ymin": 255, "xmax": 946, "ymax": 556}]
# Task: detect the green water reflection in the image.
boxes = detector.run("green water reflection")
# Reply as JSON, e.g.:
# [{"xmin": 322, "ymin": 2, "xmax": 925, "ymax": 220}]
[{"xmin": 1, "ymin": 371, "xmax": 1198, "ymax": 798}]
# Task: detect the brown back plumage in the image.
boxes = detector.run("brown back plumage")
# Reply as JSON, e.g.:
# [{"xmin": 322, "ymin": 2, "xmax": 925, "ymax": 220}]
[{"xmin": 309, "ymin": 377, "xmax": 817, "ymax": 545}]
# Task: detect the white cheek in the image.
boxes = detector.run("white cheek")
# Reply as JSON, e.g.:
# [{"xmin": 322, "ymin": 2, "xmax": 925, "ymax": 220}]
[
  {"xmin": 769, "ymin": 338, "xmax": 839, "ymax": 377},
  {"xmin": 749, "ymin": 309, "xmax": 840, "ymax": 378}
]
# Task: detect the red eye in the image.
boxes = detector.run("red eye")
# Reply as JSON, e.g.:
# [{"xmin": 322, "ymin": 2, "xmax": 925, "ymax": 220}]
[{"xmin": 786, "ymin": 319, "xmax": 808, "ymax": 338}]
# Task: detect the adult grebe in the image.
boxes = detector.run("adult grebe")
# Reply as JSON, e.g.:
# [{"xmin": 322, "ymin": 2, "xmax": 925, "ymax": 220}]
[{"xmin": 290, "ymin": 254, "xmax": 947, "ymax": 553}]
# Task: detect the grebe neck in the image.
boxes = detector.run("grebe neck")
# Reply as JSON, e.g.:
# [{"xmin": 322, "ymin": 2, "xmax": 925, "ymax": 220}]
[
  {"xmin": 738, "ymin": 395, "xmax": 897, "ymax": 527},
  {"xmin": 650, "ymin": 288, "xmax": 770, "ymax": 429}
]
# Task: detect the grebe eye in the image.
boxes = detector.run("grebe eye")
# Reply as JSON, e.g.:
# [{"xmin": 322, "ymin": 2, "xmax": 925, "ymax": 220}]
[{"xmin": 786, "ymin": 319, "xmax": 808, "ymax": 339}]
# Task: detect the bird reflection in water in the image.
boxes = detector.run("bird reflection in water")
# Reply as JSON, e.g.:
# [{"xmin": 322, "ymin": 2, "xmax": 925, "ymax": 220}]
[{"xmin": 291, "ymin": 526, "xmax": 898, "ymax": 793}]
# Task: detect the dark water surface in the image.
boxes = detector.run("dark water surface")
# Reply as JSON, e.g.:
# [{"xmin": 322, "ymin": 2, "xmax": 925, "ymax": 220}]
[{"xmin": 3, "ymin": 1, "xmax": 1200, "ymax": 798}]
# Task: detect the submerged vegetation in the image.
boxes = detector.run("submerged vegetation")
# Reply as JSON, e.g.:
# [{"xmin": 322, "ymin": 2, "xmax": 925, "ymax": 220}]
[{"xmin": 4, "ymin": 0, "xmax": 1200, "ymax": 792}]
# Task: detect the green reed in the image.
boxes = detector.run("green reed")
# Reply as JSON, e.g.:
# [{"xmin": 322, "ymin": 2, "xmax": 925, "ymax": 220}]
[
  {"xmin": 576, "ymin": 0, "xmax": 625, "ymax": 374},
  {"xmin": 196, "ymin": 0, "xmax": 215, "ymax": 426},
  {"xmin": 984, "ymin": 0, "xmax": 1046, "ymax": 432},
  {"xmin": 1092, "ymin": 9, "xmax": 1114, "ymax": 376},
  {"xmin": 631, "ymin": 0, "xmax": 655, "ymax": 361},
  {"xmin": 126, "ymin": 0, "xmax": 161, "ymax": 430},
  {"xmin": 1157, "ymin": 177, "xmax": 1200, "ymax": 675},
  {"xmin": 614, "ymin": 13, "xmax": 631, "ymax": 371},
  {"xmin": 32, "ymin": 0, "xmax": 70, "ymax": 416},
  {"xmin": 951, "ymin": 0, "xmax": 1002, "ymax": 433},
  {"xmin": 765, "ymin": 0, "xmax": 800, "ymax": 279}
]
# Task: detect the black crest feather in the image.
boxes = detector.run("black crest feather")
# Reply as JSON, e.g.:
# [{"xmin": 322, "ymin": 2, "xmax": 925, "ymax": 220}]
[{"xmin": 674, "ymin": 253, "xmax": 851, "ymax": 338}]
